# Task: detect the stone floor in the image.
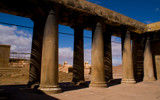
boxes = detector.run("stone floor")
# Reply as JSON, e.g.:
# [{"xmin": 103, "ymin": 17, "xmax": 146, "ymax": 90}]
[{"xmin": 0, "ymin": 79, "xmax": 160, "ymax": 100}]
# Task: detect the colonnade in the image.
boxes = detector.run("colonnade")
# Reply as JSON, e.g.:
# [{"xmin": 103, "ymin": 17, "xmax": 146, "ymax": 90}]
[{"xmin": 28, "ymin": 8, "xmax": 156, "ymax": 93}]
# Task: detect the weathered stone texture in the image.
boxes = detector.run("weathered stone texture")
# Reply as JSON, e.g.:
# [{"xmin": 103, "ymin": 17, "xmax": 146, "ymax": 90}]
[
  {"xmin": 150, "ymin": 32, "xmax": 160, "ymax": 80},
  {"xmin": 104, "ymin": 32, "xmax": 113, "ymax": 82},
  {"xmin": 39, "ymin": 9, "xmax": 61, "ymax": 93},
  {"xmin": 133, "ymin": 35, "xmax": 144, "ymax": 82},
  {"xmin": 143, "ymin": 36, "xmax": 156, "ymax": 81},
  {"xmin": 121, "ymin": 31, "xmax": 135, "ymax": 84},
  {"xmin": 155, "ymin": 56, "xmax": 160, "ymax": 80},
  {"xmin": 0, "ymin": 45, "xmax": 10, "ymax": 68},
  {"xmin": 72, "ymin": 26, "xmax": 84, "ymax": 84},
  {"xmin": 28, "ymin": 16, "xmax": 45, "ymax": 85},
  {"xmin": 90, "ymin": 22, "xmax": 107, "ymax": 88},
  {"xmin": 147, "ymin": 21, "xmax": 160, "ymax": 32}
]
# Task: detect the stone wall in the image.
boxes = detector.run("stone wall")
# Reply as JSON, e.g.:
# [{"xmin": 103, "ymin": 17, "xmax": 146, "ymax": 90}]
[{"xmin": 0, "ymin": 45, "xmax": 10, "ymax": 68}]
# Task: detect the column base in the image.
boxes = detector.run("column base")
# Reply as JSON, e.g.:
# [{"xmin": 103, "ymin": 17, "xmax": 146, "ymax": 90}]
[
  {"xmin": 143, "ymin": 77, "xmax": 156, "ymax": 82},
  {"xmin": 121, "ymin": 79, "xmax": 136, "ymax": 84},
  {"xmin": 38, "ymin": 86, "xmax": 61, "ymax": 94},
  {"xmin": 71, "ymin": 81, "xmax": 87, "ymax": 86},
  {"xmin": 89, "ymin": 82, "xmax": 107, "ymax": 88},
  {"xmin": 27, "ymin": 81, "xmax": 39, "ymax": 89}
]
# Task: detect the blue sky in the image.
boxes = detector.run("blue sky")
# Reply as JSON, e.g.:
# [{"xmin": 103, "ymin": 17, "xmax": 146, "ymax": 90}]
[
  {"xmin": 0, "ymin": 0, "xmax": 160, "ymax": 65},
  {"xmin": 87, "ymin": 0, "xmax": 160, "ymax": 23}
]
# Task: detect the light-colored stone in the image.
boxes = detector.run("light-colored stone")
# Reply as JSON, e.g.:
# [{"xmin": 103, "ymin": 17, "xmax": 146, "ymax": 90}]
[
  {"xmin": 143, "ymin": 37, "xmax": 156, "ymax": 82},
  {"xmin": 89, "ymin": 22, "xmax": 107, "ymax": 88},
  {"xmin": 0, "ymin": 45, "xmax": 10, "ymax": 68},
  {"xmin": 59, "ymin": 62, "xmax": 72, "ymax": 73},
  {"xmin": 84, "ymin": 61, "xmax": 91, "ymax": 75},
  {"xmin": 155, "ymin": 55, "xmax": 160, "ymax": 80},
  {"xmin": 121, "ymin": 31, "xmax": 136, "ymax": 84},
  {"xmin": 39, "ymin": 9, "xmax": 61, "ymax": 93}
]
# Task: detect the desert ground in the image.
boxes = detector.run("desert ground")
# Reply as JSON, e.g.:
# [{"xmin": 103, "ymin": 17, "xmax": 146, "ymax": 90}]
[
  {"xmin": 0, "ymin": 63, "xmax": 160, "ymax": 100},
  {"xmin": 0, "ymin": 80, "xmax": 160, "ymax": 100}
]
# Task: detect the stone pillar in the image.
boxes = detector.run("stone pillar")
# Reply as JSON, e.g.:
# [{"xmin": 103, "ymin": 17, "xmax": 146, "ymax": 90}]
[
  {"xmin": 104, "ymin": 32, "xmax": 113, "ymax": 82},
  {"xmin": 27, "ymin": 16, "xmax": 45, "ymax": 88},
  {"xmin": 132, "ymin": 36, "xmax": 138, "ymax": 81},
  {"xmin": 143, "ymin": 36, "xmax": 156, "ymax": 81},
  {"xmin": 133, "ymin": 35, "xmax": 144, "ymax": 82},
  {"xmin": 155, "ymin": 55, "xmax": 160, "ymax": 80},
  {"xmin": 38, "ymin": 9, "xmax": 61, "ymax": 93},
  {"xmin": 89, "ymin": 22, "xmax": 107, "ymax": 88},
  {"xmin": 72, "ymin": 26, "xmax": 85, "ymax": 85},
  {"xmin": 121, "ymin": 31, "xmax": 136, "ymax": 84}
]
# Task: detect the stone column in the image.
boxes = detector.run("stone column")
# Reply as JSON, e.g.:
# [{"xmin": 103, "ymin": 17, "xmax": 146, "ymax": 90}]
[
  {"xmin": 132, "ymin": 36, "xmax": 138, "ymax": 81},
  {"xmin": 155, "ymin": 55, "xmax": 160, "ymax": 80},
  {"xmin": 104, "ymin": 32, "xmax": 113, "ymax": 82},
  {"xmin": 38, "ymin": 9, "xmax": 61, "ymax": 93},
  {"xmin": 72, "ymin": 26, "xmax": 85, "ymax": 85},
  {"xmin": 89, "ymin": 22, "xmax": 107, "ymax": 88},
  {"xmin": 121, "ymin": 31, "xmax": 136, "ymax": 84},
  {"xmin": 132, "ymin": 35, "xmax": 144, "ymax": 82},
  {"xmin": 143, "ymin": 36, "xmax": 156, "ymax": 81},
  {"xmin": 27, "ymin": 16, "xmax": 45, "ymax": 88}
]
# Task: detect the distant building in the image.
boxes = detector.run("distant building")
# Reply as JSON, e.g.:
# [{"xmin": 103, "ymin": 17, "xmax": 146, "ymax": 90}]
[{"xmin": 0, "ymin": 45, "xmax": 10, "ymax": 68}]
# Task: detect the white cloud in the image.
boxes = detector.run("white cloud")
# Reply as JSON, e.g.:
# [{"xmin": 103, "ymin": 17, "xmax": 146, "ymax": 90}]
[
  {"xmin": 155, "ymin": 8, "xmax": 159, "ymax": 12},
  {"xmin": 112, "ymin": 58, "xmax": 122, "ymax": 66},
  {"xmin": 59, "ymin": 47, "xmax": 73, "ymax": 65},
  {"xmin": 0, "ymin": 24, "xmax": 32, "ymax": 53},
  {"xmin": 111, "ymin": 36, "xmax": 122, "ymax": 66},
  {"xmin": 84, "ymin": 49, "xmax": 91, "ymax": 64},
  {"xmin": 58, "ymin": 47, "xmax": 92, "ymax": 65},
  {"xmin": 112, "ymin": 42, "xmax": 121, "ymax": 58},
  {"xmin": 112, "ymin": 42, "xmax": 122, "ymax": 66},
  {"xmin": 59, "ymin": 40, "xmax": 122, "ymax": 66},
  {"xmin": 0, "ymin": 24, "xmax": 122, "ymax": 66}
]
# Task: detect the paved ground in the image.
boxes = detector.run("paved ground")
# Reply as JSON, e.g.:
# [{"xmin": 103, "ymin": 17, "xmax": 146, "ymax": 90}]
[{"xmin": 0, "ymin": 80, "xmax": 160, "ymax": 100}]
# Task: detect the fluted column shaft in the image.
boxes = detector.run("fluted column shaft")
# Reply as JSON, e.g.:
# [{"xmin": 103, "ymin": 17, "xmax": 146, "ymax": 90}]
[
  {"xmin": 121, "ymin": 31, "xmax": 136, "ymax": 84},
  {"xmin": 143, "ymin": 36, "xmax": 156, "ymax": 81},
  {"xmin": 39, "ymin": 9, "xmax": 61, "ymax": 93},
  {"xmin": 89, "ymin": 22, "xmax": 107, "ymax": 88},
  {"xmin": 28, "ymin": 16, "xmax": 45, "ymax": 87},
  {"xmin": 72, "ymin": 26, "xmax": 84, "ymax": 85},
  {"xmin": 104, "ymin": 32, "xmax": 113, "ymax": 82}
]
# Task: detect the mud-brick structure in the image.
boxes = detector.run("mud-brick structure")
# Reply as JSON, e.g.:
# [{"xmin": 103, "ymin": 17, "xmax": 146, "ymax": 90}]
[
  {"xmin": 0, "ymin": 0, "xmax": 160, "ymax": 93},
  {"xmin": 0, "ymin": 45, "xmax": 10, "ymax": 68}
]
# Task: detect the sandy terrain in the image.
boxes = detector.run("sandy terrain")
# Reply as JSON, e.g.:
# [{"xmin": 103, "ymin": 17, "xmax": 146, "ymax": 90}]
[
  {"xmin": 0, "ymin": 63, "xmax": 160, "ymax": 100},
  {"xmin": 52, "ymin": 80, "xmax": 160, "ymax": 100},
  {"xmin": 0, "ymin": 80, "xmax": 160, "ymax": 100}
]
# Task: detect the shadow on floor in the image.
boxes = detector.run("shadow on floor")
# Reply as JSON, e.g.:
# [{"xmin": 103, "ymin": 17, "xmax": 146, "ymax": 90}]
[
  {"xmin": 108, "ymin": 79, "xmax": 122, "ymax": 87},
  {"xmin": 0, "ymin": 79, "xmax": 122, "ymax": 100},
  {"xmin": 60, "ymin": 81, "xmax": 90, "ymax": 92},
  {"xmin": 60, "ymin": 79, "xmax": 122, "ymax": 92},
  {"xmin": 0, "ymin": 85, "xmax": 59, "ymax": 100}
]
